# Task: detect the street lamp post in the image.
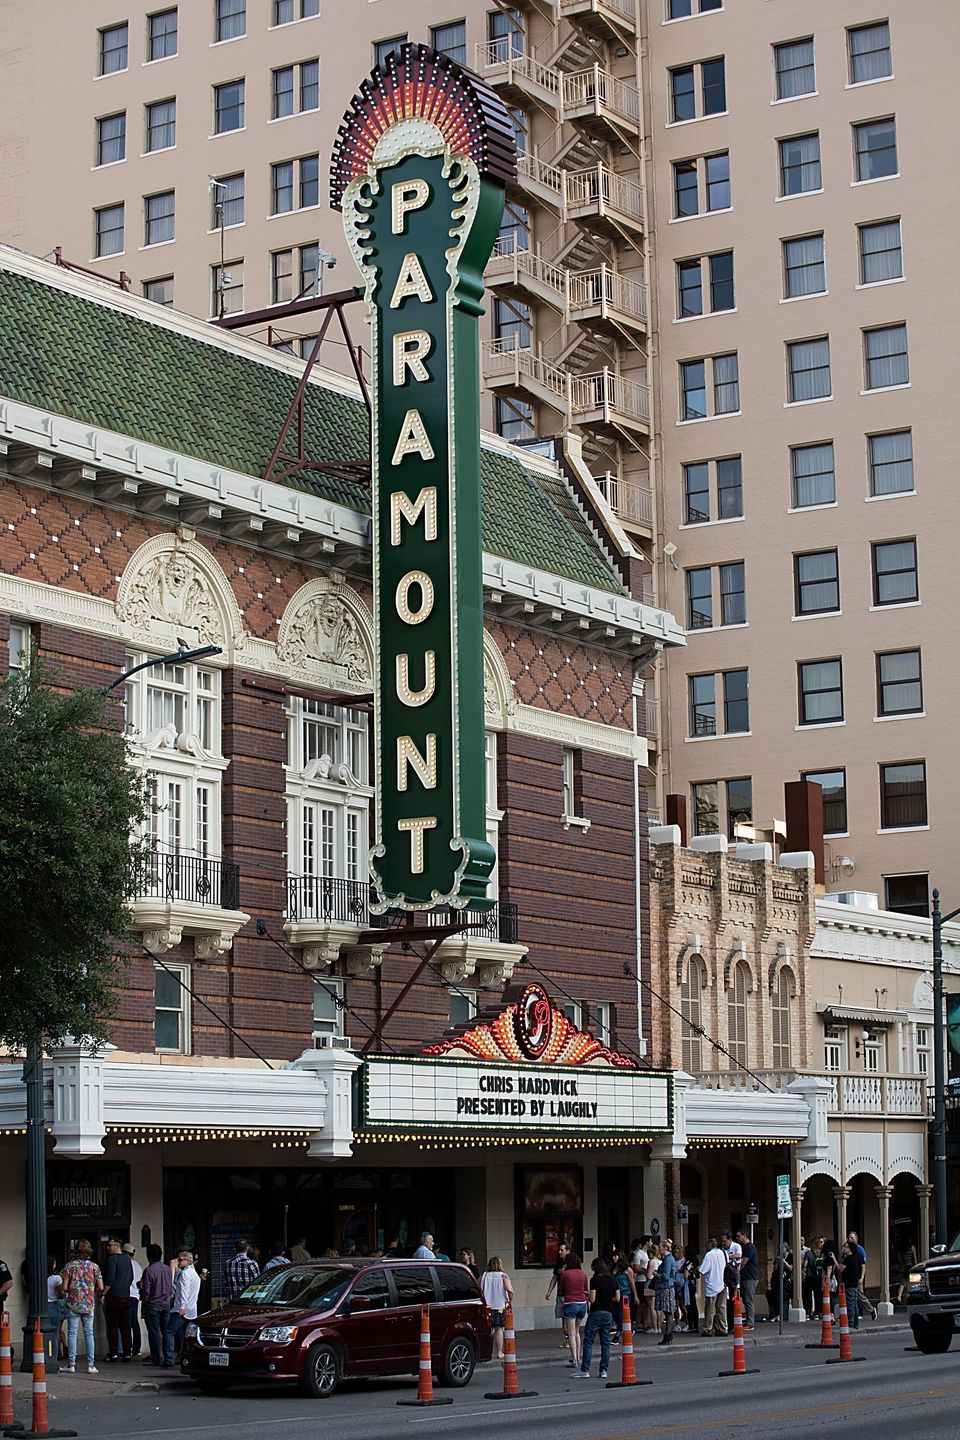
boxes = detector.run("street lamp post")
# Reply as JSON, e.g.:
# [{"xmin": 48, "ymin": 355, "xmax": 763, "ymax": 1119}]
[
  {"xmin": 20, "ymin": 643, "xmax": 223, "ymax": 1371},
  {"xmin": 931, "ymin": 887, "xmax": 960, "ymax": 1249}
]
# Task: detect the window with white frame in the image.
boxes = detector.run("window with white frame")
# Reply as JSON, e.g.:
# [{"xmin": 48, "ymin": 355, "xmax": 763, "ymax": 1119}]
[
  {"xmin": 772, "ymin": 970, "xmax": 792, "ymax": 1068},
  {"xmin": 823, "ymin": 1023, "xmax": 846, "ymax": 1071},
  {"xmin": 915, "ymin": 1024, "xmax": 930, "ymax": 1077},
  {"xmin": 727, "ymin": 960, "xmax": 750, "ymax": 1067},
  {"xmin": 589, "ymin": 1001, "xmax": 612, "ymax": 1048},
  {"xmin": 155, "ymin": 961, "xmax": 190, "ymax": 1053},
  {"xmin": 124, "ymin": 655, "xmax": 225, "ymax": 870},
  {"xmin": 863, "ymin": 1029, "xmax": 886, "ymax": 1073},
  {"xmin": 485, "ymin": 731, "xmax": 503, "ymax": 901},
  {"xmin": 313, "ymin": 977, "xmax": 345, "ymax": 1040},
  {"xmin": 286, "ymin": 698, "xmax": 371, "ymax": 911},
  {"xmin": 8, "ymin": 621, "xmax": 32, "ymax": 674},
  {"xmin": 680, "ymin": 955, "xmax": 705, "ymax": 1071},
  {"xmin": 449, "ymin": 988, "xmax": 478, "ymax": 1028}
]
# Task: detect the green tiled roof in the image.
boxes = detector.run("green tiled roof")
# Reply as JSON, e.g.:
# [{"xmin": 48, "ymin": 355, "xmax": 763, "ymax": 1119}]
[{"xmin": 0, "ymin": 265, "xmax": 623, "ymax": 595}]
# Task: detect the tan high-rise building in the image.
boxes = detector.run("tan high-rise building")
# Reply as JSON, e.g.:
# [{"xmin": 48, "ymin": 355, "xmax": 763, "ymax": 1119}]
[{"xmin": 0, "ymin": 1, "xmax": 953, "ymax": 909}]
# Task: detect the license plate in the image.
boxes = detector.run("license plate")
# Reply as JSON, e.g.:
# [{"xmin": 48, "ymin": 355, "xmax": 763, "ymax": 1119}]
[
  {"xmin": 952, "ymin": 1315, "xmax": 960, "ymax": 1329},
  {"xmin": 209, "ymin": 1351, "xmax": 230, "ymax": 1366}
]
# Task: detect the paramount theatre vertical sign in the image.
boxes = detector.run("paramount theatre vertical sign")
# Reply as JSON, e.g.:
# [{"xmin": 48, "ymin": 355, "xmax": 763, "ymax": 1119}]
[{"xmin": 332, "ymin": 45, "xmax": 516, "ymax": 910}]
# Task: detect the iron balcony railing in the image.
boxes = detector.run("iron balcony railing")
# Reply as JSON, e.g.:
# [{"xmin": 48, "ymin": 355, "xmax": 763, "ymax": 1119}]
[
  {"xmin": 136, "ymin": 847, "xmax": 240, "ymax": 910},
  {"xmin": 287, "ymin": 875, "xmax": 520, "ymax": 946}
]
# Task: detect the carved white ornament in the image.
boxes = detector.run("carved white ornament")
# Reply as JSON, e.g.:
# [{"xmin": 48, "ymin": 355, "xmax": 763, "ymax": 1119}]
[
  {"xmin": 115, "ymin": 531, "xmax": 245, "ymax": 654},
  {"xmin": 277, "ymin": 581, "xmax": 373, "ymax": 683}
]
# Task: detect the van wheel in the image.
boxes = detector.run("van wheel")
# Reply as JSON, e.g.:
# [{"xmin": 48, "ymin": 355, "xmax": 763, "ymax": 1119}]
[
  {"xmin": 302, "ymin": 1342, "xmax": 342, "ymax": 1398},
  {"xmin": 913, "ymin": 1328, "xmax": 952, "ymax": 1354},
  {"xmin": 439, "ymin": 1335, "xmax": 475, "ymax": 1387}
]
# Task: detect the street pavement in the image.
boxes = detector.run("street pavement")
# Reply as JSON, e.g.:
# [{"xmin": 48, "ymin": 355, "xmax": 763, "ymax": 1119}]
[{"xmin": 9, "ymin": 1320, "xmax": 960, "ymax": 1440}]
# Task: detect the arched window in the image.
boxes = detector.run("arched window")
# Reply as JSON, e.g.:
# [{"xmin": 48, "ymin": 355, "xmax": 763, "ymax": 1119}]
[
  {"xmin": 728, "ymin": 960, "xmax": 750, "ymax": 1068},
  {"xmin": 772, "ymin": 969, "xmax": 792, "ymax": 1068},
  {"xmin": 680, "ymin": 954, "xmax": 706, "ymax": 1071}
]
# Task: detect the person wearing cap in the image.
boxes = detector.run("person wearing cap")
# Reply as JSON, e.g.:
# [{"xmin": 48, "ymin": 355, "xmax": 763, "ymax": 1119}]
[
  {"xmin": 102, "ymin": 1238, "xmax": 134, "ymax": 1360},
  {"xmin": 124, "ymin": 1243, "xmax": 144, "ymax": 1356}
]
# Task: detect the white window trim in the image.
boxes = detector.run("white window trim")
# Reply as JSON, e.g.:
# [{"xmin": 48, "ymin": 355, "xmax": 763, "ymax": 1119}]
[
  {"xmin": 155, "ymin": 960, "xmax": 191, "ymax": 1055},
  {"xmin": 284, "ymin": 697, "xmax": 372, "ymax": 885},
  {"xmin": 313, "ymin": 976, "xmax": 345, "ymax": 1040}
]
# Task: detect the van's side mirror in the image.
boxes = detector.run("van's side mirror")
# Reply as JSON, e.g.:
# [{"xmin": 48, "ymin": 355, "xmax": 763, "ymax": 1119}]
[{"xmin": 350, "ymin": 1294, "xmax": 373, "ymax": 1311}]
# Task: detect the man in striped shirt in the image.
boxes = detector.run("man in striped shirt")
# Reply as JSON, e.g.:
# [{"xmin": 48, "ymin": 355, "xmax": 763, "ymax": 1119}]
[{"xmin": 224, "ymin": 1240, "xmax": 260, "ymax": 1301}]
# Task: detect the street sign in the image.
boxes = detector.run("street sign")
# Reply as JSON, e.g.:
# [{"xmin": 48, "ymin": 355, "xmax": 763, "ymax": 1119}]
[
  {"xmin": 776, "ymin": 1173, "xmax": 792, "ymax": 1219},
  {"xmin": 677, "ymin": 1205, "xmax": 689, "ymax": 1224},
  {"xmin": 746, "ymin": 1203, "xmax": 759, "ymax": 1226}
]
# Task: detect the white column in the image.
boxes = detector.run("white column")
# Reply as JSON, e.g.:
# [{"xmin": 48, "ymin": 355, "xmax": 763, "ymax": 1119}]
[
  {"xmin": 789, "ymin": 1186, "xmax": 807, "ymax": 1322},
  {"xmin": 875, "ymin": 1184, "xmax": 894, "ymax": 1316}
]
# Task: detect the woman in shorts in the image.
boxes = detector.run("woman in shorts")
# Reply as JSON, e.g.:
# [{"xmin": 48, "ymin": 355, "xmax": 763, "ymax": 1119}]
[
  {"xmin": 480, "ymin": 1257, "xmax": 514, "ymax": 1362},
  {"xmin": 556, "ymin": 1252, "xmax": 589, "ymax": 1371}
]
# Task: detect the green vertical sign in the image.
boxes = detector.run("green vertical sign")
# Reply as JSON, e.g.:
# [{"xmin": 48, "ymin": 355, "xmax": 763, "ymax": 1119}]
[{"xmin": 332, "ymin": 45, "xmax": 515, "ymax": 909}]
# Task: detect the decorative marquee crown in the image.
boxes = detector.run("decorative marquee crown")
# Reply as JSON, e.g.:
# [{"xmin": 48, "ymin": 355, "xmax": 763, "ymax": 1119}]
[{"xmin": 330, "ymin": 42, "xmax": 517, "ymax": 211}]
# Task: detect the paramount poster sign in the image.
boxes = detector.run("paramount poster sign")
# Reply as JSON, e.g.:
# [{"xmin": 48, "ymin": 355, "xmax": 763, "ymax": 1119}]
[{"xmin": 332, "ymin": 45, "xmax": 515, "ymax": 909}]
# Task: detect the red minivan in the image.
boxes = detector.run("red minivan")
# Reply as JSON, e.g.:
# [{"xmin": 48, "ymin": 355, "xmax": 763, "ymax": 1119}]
[{"xmin": 182, "ymin": 1259, "xmax": 493, "ymax": 1398}]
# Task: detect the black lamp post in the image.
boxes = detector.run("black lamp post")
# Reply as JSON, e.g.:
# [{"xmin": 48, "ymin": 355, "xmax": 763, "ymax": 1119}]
[
  {"xmin": 21, "ymin": 643, "xmax": 223, "ymax": 1370},
  {"xmin": 932, "ymin": 887, "xmax": 960, "ymax": 1249}
]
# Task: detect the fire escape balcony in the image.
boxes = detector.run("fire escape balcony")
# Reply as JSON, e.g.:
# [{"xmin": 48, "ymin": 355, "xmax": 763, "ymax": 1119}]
[
  {"xmin": 595, "ymin": 471, "xmax": 654, "ymax": 537},
  {"xmin": 485, "ymin": 240, "xmax": 567, "ymax": 313},
  {"xmin": 284, "ymin": 875, "xmax": 388, "ymax": 975},
  {"xmin": 510, "ymin": 152, "xmax": 566, "ymax": 213},
  {"xmin": 568, "ymin": 264, "xmax": 647, "ymax": 345},
  {"xmin": 474, "ymin": 41, "xmax": 561, "ymax": 115},
  {"xmin": 482, "ymin": 339, "xmax": 571, "ymax": 417},
  {"xmin": 560, "ymin": 0, "xmax": 638, "ymax": 43},
  {"xmin": 130, "ymin": 847, "xmax": 249, "ymax": 959},
  {"xmin": 561, "ymin": 65, "xmax": 641, "ymax": 150},
  {"xmin": 570, "ymin": 367, "xmax": 650, "ymax": 440},
  {"xmin": 565, "ymin": 163, "xmax": 645, "ymax": 246}
]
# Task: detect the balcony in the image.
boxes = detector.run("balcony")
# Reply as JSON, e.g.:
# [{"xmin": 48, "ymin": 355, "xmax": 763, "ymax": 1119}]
[
  {"xmin": 689, "ymin": 1069, "xmax": 928, "ymax": 1118},
  {"xmin": 485, "ymin": 240, "xmax": 567, "ymax": 312},
  {"xmin": 512, "ymin": 153, "xmax": 566, "ymax": 212},
  {"xmin": 562, "ymin": 65, "xmax": 641, "ymax": 149},
  {"xmin": 570, "ymin": 367, "xmax": 651, "ymax": 438},
  {"xmin": 565, "ymin": 163, "xmax": 644, "ymax": 243},
  {"xmin": 568, "ymin": 264, "xmax": 647, "ymax": 343},
  {"xmin": 560, "ymin": 0, "xmax": 638, "ymax": 42},
  {"xmin": 412, "ymin": 901, "xmax": 526, "ymax": 987},
  {"xmin": 474, "ymin": 41, "xmax": 561, "ymax": 113},
  {"xmin": 482, "ymin": 339, "xmax": 570, "ymax": 414},
  {"xmin": 130, "ymin": 847, "xmax": 249, "ymax": 959},
  {"xmin": 595, "ymin": 472, "xmax": 653, "ymax": 534},
  {"xmin": 482, "ymin": 345, "xmax": 650, "ymax": 440}
]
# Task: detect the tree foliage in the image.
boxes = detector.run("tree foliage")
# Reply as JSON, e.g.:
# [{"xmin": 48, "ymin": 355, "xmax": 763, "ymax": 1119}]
[{"xmin": 0, "ymin": 666, "xmax": 147, "ymax": 1051}]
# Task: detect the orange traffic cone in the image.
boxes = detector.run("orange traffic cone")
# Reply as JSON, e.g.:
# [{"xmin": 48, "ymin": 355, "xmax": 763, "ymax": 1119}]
[
  {"xmin": 826, "ymin": 1285, "xmax": 865, "ymax": 1365},
  {"xmin": 484, "ymin": 1305, "xmax": 537, "ymax": 1400},
  {"xmin": 719, "ymin": 1290, "xmax": 758, "ymax": 1377},
  {"xmin": 0, "ymin": 1310, "xmax": 22, "ymax": 1433},
  {"xmin": 805, "ymin": 1277, "xmax": 838, "ymax": 1350},
  {"xmin": 397, "ymin": 1307, "xmax": 452, "ymax": 1408},
  {"xmin": 607, "ymin": 1297, "xmax": 652, "ymax": 1388},
  {"xmin": 16, "ymin": 1318, "xmax": 76, "ymax": 1438}
]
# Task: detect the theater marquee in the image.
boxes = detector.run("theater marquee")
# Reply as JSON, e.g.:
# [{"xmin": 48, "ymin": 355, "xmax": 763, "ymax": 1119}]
[{"xmin": 332, "ymin": 45, "xmax": 515, "ymax": 910}]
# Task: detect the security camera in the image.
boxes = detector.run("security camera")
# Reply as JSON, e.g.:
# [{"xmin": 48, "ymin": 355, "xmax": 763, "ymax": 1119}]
[{"xmin": 325, "ymin": 258, "xmax": 337, "ymax": 270}]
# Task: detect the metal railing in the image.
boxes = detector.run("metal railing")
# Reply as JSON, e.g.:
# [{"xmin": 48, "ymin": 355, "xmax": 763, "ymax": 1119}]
[
  {"xmin": 287, "ymin": 877, "xmax": 520, "ymax": 946},
  {"xmin": 562, "ymin": 66, "xmax": 641, "ymax": 127},
  {"xmin": 568, "ymin": 265, "xmax": 647, "ymax": 322},
  {"xmin": 565, "ymin": 164, "xmax": 644, "ymax": 225},
  {"xmin": 474, "ymin": 42, "xmax": 561, "ymax": 104},
  {"xmin": 570, "ymin": 368, "xmax": 651, "ymax": 425},
  {"xmin": 561, "ymin": 0, "xmax": 637, "ymax": 22},
  {"xmin": 689, "ymin": 1069, "xmax": 927, "ymax": 1116},
  {"xmin": 515, "ymin": 152, "xmax": 566, "ymax": 203},
  {"xmin": 483, "ymin": 345, "xmax": 650, "ymax": 427},
  {"xmin": 595, "ymin": 472, "xmax": 653, "ymax": 525},
  {"xmin": 486, "ymin": 241, "xmax": 567, "ymax": 304},
  {"xmin": 482, "ymin": 339, "xmax": 570, "ymax": 403},
  {"xmin": 136, "ymin": 847, "xmax": 240, "ymax": 910}
]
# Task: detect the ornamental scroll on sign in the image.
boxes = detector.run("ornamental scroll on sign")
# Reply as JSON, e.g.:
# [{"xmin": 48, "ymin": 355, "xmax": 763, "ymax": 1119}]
[{"xmin": 332, "ymin": 45, "xmax": 516, "ymax": 910}]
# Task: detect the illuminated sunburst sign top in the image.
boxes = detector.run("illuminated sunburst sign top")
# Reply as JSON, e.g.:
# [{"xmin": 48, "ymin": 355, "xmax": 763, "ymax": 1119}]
[{"xmin": 330, "ymin": 43, "xmax": 516, "ymax": 212}]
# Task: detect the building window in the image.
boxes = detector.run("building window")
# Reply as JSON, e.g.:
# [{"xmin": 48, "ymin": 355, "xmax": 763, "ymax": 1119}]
[
  {"xmin": 794, "ymin": 548, "xmax": 839, "ymax": 615},
  {"xmin": 498, "ymin": 199, "xmax": 530, "ymax": 253},
  {"xmin": 677, "ymin": 251, "xmax": 734, "ymax": 316},
  {"xmin": 774, "ymin": 37, "xmax": 815, "ymax": 100},
  {"xmin": 859, "ymin": 219, "xmax": 902, "ymax": 284},
  {"xmin": 96, "ymin": 112, "xmax": 126, "ymax": 167},
  {"xmin": 885, "ymin": 875, "xmax": 929, "ymax": 920},
  {"xmin": 726, "ymin": 779, "xmax": 752, "ymax": 838},
  {"xmin": 216, "ymin": 0, "xmax": 246, "ymax": 43},
  {"xmin": 299, "ymin": 154, "xmax": 319, "ymax": 208},
  {"xmin": 823, "ymin": 1024, "xmax": 846, "ymax": 1071},
  {"xmin": 273, "ymin": 66, "xmax": 294, "ymax": 118},
  {"xmin": 286, "ymin": 699, "xmax": 371, "ymax": 897},
  {"xmin": 94, "ymin": 203, "xmax": 124, "ymax": 258},
  {"xmin": 211, "ymin": 172, "xmax": 244, "ymax": 228},
  {"xmin": 148, "ymin": 9, "xmax": 178, "ymax": 61},
  {"xmin": 144, "ymin": 190, "xmax": 175, "ymax": 246},
  {"xmin": 300, "ymin": 59, "xmax": 319, "ymax": 111},
  {"xmin": 869, "ymin": 430, "xmax": 913, "ymax": 496},
  {"xmin": 787, "ymin": 336, "xmax": 830, "ymax": 402},
  {"xmin": 727, "ymin": 961, "xmax": 750, "ymax": 1068},
  {"xmin": 686, "ymin": 566, "xmax": 712, "ymax": 629},
  {"xmin": 155, "ymin": 962, "xmax": 190, "ymax": 1053},
  {"xmin": 670, "ymin": 57, "xmax": 726, "ymax": 122},
  {"xmin": 680, "ymin": 353, "xmax": 738, "ymax": 419},
  {"xmin": 488, "ymin": 7, "xmax": 523, "ymax": 59},
  {"xmin": 561, "ymin": 748, "xmax": 585, "ymax": 824},
  {"xmin": 772, "ymin": 970, "xmax": 792, "ymax": 1068},
  {"xmin": 431, "ymin": 21, "xmax": 467, "ymax": 64},
  {"xmin": 684, "ymin": 455, "xmax": 742, "ymax": 524},
  {"xmin": 143, "ymin": 275, "xmax": 174, "ymax": 305},
  {"xmin": 674, "ymin": 160, "xmax": 698, "ymax": 218},
  {"xmin": 689, "ymin": 673, "xmax": 716, "ymax": 736},
  {"xmin": 274, "ymin": 0, "xmax": 319, "ymax": 22},
  {"xmin": 214, "ymin": 80, "xmax": 245, "ymax": 133},
  {"xmin": 705, "ymin": 151, "xmax": 730, "ymax": 209},
  {"xmin": 877, "ymin": 648, "xmax": 922, "ymax": 717},
  {"xmin": 449, "ymin": 988, "xmax": 478, "ymax": 1028},
  {"xmin": 854, "ymin": 118, "xmax": 897, "ymax": 181},
  {"xmin": 517, "ymin": 1165, "xmax": 583, "ymax": 1267},
  {"xmin": 669, "ymin": 0, "xmax": 723, "ymax": 14},
  {"xmin": 313, "ymin": 979, "xmax": 345, "ymax": 1041},
  {"xmin": 872, "ymin": 538, "xmax": 917, "ymax": 605},
  {"xmin": 680, "ymin": 360, "xmax": 706, "ymax": 419},
  {"xmin": 145, "ymin": 98, "xmax": 176, "ymax": 152},
  {"xmin": 99, "ymin": 22, "xmax": 128, "ymax": 74},
  {"xmin": 723, "ymin": 669, "xmax": 749, "ymax": 733},
  {"xmin": 271, "ymin": 155, "xmax": 319, "ymax": 214},
  {"xmin": 672, "ymin": 152, "xmax": 729, "ymax": 217},
  {"xmin": 720, "ymin": 561, "xmax": 745, "ymax": 625},
  {"xmin": 211, "ymin": 259, "xmax": 243, "ymax": 316},
  {"xmin": 779, "ymin": 132, "xmax": 820, "ymax": 195},
  {"xmin": 864, "ymin": 323, "xmax": 908, "ymax": 389},
  {"xmin": 914, "ymin": 1020, "xmax": 931, "ymax": 1073},
  {"xmin": 783, "ymin": 233, "xmax": 825, "ymax": 298},
  {"xmin": 271, "ymin": 245, "xmax": 318, "ymax": 303},
  {"xmin": 8, "ymin": 621, "xmax": 32, "ymax": 673},
  {"xmin": 802, "ymin": 767, "xmax": 847, "ymax": 835},
  {"xmin": 713, "ymin": 352, "xmax": 739, "ymax": 413},
  {"xmin": 271, "ymin": 162, "xmax": 294, "ymax": 214},
  {"xmin": 863, "ymin": 1030, "xmax": 886, "ymax": 1073},
  {"xmin": 880, "ymin": 760, "xmax": 927, "ymax": 829},
  {"xmin": 692, "ymin": 781, "xmax": 719, "ymax": 836},
  {"xmin": 680, "ymin": 955, "xmax": 706, "ymax": 1072},
  {"xmin": 791, "ymin": 441, "xmax": 835, "ymax": 508},
  {"xmin": 848, "ymin": 21, "xmax": 892, "ymax": 85},
  {"xmin": 798, "ymin": 658, "xmax": 843, "ymax": 726},
  {"xmin": 494, "ymin": 396, "xmax": 534, "ymax": 442},
  {"xmin": 374, "ymin": 35, "xmax": 407, "ymax": 69},
  {"xmin": 494, "ymin": 296, "xmax": 532, "ymax": 352}
]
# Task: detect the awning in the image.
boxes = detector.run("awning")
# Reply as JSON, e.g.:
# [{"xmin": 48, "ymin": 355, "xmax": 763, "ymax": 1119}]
[{"xmin": 816, "ymin": 1003, "xmax": 907, "ymax": 1027}]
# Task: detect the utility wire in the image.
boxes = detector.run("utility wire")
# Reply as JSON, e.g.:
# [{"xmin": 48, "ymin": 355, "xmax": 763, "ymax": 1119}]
[
  {"xmin": 504, "ymin": 951, "xmax": 656, "ymax": 1072},
  {"xmin": 141, "ymin": 942, "xmax": 275, "ymax": 1071}
]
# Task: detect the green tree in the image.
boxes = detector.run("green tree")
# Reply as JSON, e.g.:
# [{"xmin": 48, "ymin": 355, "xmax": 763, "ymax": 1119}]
[{"xmin": 0, "ymin": 666, "xmax": 147, "ymax": 1051}]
